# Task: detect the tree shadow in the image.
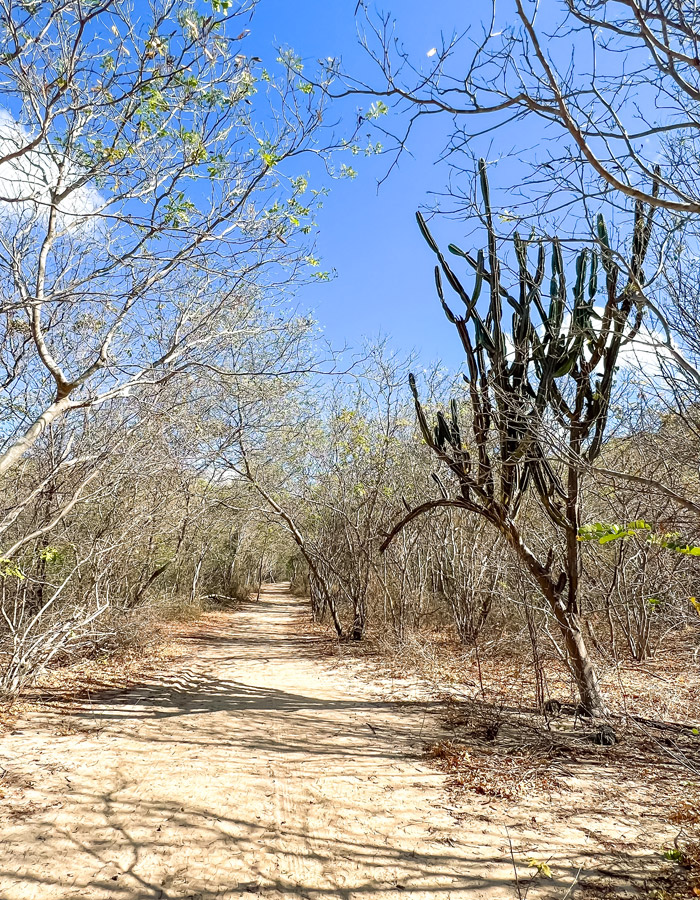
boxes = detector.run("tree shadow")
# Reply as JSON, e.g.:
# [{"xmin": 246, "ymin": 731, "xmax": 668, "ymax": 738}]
[
  {"xmin": 2, "ymin": 588, "xmax": 690, "ymax": 899},
  {"xmin": 0, "ymin": 784, "xmax": 673, "ymax": 899}
]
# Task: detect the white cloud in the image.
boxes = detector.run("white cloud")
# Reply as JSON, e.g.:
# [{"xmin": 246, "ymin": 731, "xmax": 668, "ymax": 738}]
[
  {"xmin": 0, "ymin": 108, "xmax": 102, "ymax": 228},
  {"xmin": 616, "ymin": 325, "xmax": 668, "ymax": 379},
  {"xmin": 500, "ymin": 304, "xmax": 673, "ymax": 382}
]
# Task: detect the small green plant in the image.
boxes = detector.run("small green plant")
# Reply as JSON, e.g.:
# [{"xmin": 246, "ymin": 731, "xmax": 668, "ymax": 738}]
[
  {"xmin": 527, "ymin": 858, "xmax": 553, "ymax": 878},
  {"xmin": 0, "ymin": 558, "xmax": 24, "ymax": 579},
  {"xmin": 39, "ymin": 546, "xmax": 61, "ymax": 564}
]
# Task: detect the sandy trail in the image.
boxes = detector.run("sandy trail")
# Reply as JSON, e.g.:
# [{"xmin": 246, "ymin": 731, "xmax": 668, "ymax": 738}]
[
  {"xmin": 0, "ymin": 585, "xmax": 682, "ymax": 900},
  {"xmin": 0, "ymin": 585, "xmax": 515, "ymax": 899}
]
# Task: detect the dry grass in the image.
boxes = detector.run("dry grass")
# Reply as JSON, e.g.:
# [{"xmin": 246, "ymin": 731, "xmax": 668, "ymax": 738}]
[
  {"xmin": 0, "ymin": 599, "xmax": 220, "ymax": 731},
  {"xmin": 331, "ymin": 619, "xmax": 700, "ymax": 728},
  {"xmin": 665, "ymin": 800, "xmax": 700, "ymax": 898}
]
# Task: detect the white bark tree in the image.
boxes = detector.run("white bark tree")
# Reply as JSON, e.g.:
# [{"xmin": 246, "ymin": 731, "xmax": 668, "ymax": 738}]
[{"xmin": 0, "ymin": 0, "xmax": 339, "ymax": 477}]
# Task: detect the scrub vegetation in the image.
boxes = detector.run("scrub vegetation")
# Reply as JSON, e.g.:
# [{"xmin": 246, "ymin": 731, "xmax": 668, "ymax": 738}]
[{"xmin": 1, "ymin": 2, "xmax": 699, "ymax": 898}]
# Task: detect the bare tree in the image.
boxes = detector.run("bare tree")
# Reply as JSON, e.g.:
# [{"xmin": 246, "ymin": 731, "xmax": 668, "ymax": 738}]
[
  {"xmin": 0, "ymin": 0, "xmax": 340, "ymax": 477},
  {"xmin": 340, "ymin": 1, "xmax": 700, "ymax": 214}
]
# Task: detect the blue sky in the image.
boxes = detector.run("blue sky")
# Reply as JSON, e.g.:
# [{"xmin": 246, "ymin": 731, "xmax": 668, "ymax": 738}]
[
  {"xmin": 247, "ymin": 0, "xmax": 474, "ymax": 369},
  {"xmin": 243, "ymin": 1, "xmax": 661, "ymax": 376}
]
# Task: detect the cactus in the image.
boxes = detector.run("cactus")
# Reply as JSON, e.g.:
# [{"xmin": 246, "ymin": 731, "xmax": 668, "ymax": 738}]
[
  {"xmin": 384, "ymin": 161, "xmax": 658, "ymax": 716},
  {"xmin": 408, "ymin": 160, "xmax": 656, "ymax": 523}
]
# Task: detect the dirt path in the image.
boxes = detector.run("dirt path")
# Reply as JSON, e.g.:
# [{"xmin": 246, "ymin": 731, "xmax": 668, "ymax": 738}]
[
  {"xmin": 0, "ymin": 586, "xmax": 685, "ymax": 899},
  {"xmin": 0, "ymin": 586, "xmax": 513, "ymax": 899}
]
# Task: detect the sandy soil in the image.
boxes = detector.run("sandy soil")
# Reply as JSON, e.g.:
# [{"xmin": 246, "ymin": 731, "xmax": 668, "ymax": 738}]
[{"xmin": 0, "ymin": 585, "xmax": 692, "ymax": 899}]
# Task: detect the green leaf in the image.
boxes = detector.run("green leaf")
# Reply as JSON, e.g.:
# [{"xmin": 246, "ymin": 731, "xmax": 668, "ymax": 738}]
[
  {"xmin": 366, "ymin": 100, "xmax": 389, "ymax": 120},
  {"xmin": 527, "ymin": 859, "xmax": 553, "ymax": 878},
  {"xmin": 0, "ymin": 558, "xmax": 24, "ymax": 580}
]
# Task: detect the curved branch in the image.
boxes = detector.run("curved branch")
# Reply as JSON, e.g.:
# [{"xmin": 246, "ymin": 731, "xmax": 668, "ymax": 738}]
[
  {"xmin": 590, "ymin": 466, "xmax": 700, "ymax": 518},
  {"xmin": 380, "ymin": 498, "xmax": 474, "ymax": 552}
]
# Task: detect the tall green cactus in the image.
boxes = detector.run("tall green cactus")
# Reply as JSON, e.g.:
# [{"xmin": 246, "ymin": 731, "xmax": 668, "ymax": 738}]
[
  {"xmin": 384, "ymin": 161, "xmax": 658, "ymax": 716},
  {"xmin": 409, "ymin": 159, "xmax": 656, "ymax": 526}
]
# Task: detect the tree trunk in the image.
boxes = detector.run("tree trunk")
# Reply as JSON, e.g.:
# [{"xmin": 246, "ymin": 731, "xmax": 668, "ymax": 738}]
[
  {"xmin": 550, "ymin": 598, "xmax": 606, "ymax": 715},
  {"xmin": 0, "ymin": 396, "xmax": 74, "ymax": 478},
  {"xmin": 351, "ymin": 599, "xmax": 365, "ymax": 641},
  {"xmin": 507, "ymin": 522, "xmax": 606, "ymax": 715}
]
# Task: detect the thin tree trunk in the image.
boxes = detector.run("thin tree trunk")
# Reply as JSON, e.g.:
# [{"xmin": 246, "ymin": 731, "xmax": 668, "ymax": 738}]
[
  {"xmin": 0, "ymin": 396, "xmax": 74, "ymax": 478},
  {"xmin": 238, "ymin": 454, "xmax": 345, "ymax": 638},
  {"xmin": 256, "ymin": 554, "xmax": 264, "ymax": 602},
  {"xmin": 507, "ymin": 522, "xmax": 606, "ymax": 715},
  {"xmin": 550, "ymin": 599, "xmax": 605, "ymax": 715}
]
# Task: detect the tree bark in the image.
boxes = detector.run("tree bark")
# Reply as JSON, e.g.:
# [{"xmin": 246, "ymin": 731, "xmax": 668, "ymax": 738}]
[
  {"xmin": 549, "ymin": 598, "xmax": 606, "ymax": 715},
  {"xmin": 351, "ymin": 599, "xmax": 365, "ymax": 641},
  {"xmin": 0, "ymin": 396, "xmax": 74, "ymax": 478},
  {"xmin": 507, "ymin": 522, "xmax": 606, "ymax": 715}
]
